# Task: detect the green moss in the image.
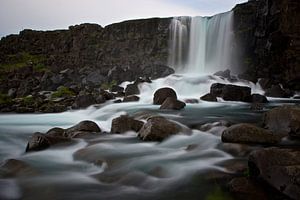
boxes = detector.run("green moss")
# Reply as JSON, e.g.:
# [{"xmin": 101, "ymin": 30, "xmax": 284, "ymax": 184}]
[
  {"xmin": 101, "ymin": 80, "xmax": 117, "ymax": 90},
  {"xmin": 205, "ymin": 187, "xmax": 233, "ymax": 200},
  {"xmin": 51, "ymin": 86, "xmax": 75, "ymax": 99},
  {"xmin": 0, "ymin": 93, "xmax": 12, "ymax": 105},
  {"xmin": 0, "ymin": 52, "xmax": 47, "ymax": 72},
  {"xmin": 23, "ymin": 95, "xmax": 34, "ymax": 106}
]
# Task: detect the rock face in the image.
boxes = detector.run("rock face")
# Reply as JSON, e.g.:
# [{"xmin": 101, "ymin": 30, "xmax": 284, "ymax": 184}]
[
  {"xmin": 160, "ymin": 97, "xmax": 186, "ymax": 110},
  {"xmin": 153, "ymin": 87, "xmax": 177, "ymax": 105},
  {"xmin": 233, "ymin": 0, "xmax": 300, "ymax": 91},
  {"xmin": 222, "ymin": 123, "xmax": 281, "ymax": 144},
  {"xmin": 210, "ymin": 83, "xmax": 251, "ymax": 102},
  {"xmin": 263, "ymin": 105, "xmax": 300, "ymax": 137},
  {"xmin": 26, "ymin": 120, "xmax": 101, "ymax": 152},
  {"xmin": 111, "ymin": 115, "xmax": 144, "ymax": 133},
  {"xmin": 138, "ymin": 116, "xmax": 181, "ymax": 141},
  {"xmin": 248, "ymin": 148, "xmax": 300, "ymax": 200}
]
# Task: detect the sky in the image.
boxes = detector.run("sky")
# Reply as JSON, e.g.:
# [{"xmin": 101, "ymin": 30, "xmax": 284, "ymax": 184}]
[{"xmin": 0, "ymin": 0, "xmax": 247, "ymax": 37}]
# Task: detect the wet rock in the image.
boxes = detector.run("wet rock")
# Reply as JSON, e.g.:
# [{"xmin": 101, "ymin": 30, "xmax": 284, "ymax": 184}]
[
  {"xmin": 125, "ymin": 83, "xmax": 140, "ymax": 96},
  {"xmin": 265, "ymin": 85, "xmax": 292, "ymax": 98},
  {"xmin": 73, "ymin": 94, "xmax": 96, "ymax": 108},
  {"xmin": 184, "ymin": 99, "xmax": 199, "ymax": 104},
  {"xmin": 111, "ymin": 115, "xmax": 144, "ymax": 133},
  {"xmin": 250, "ymin": 103, "xmax": 265, "ymax": 111},
  {"xmin": 200, "ymin": 93, "xmax": 217, "ymax": 102},
  {"xmin": 46, "ymin": 127, "xmax": 65, "ymax": 137},
  {"xmin": 138, "ymin": 116, "xmax": 181, "ymax": 141},
  {"xmin": 229, "ymin": 177, "xmax": 268, "ymax": 200},
  {"xmin": 249, "ymin": 94, "xmax": 268, "ymax": 103},
  {"xmin": 113, "ymin": 99, "xmax": 122, "ymax": 103},
  {"xmin": 0, "ymin": 159, "xmax": 38, "ymax": 178},
  {"xmin": 153, "ymin": 87, "xmax": 177, "ymax": 105},
  {"xmin": 100, "ymin": 90, "xmax": 115, "ymax": 100},
  {"xmin": 66, "ymin": 120, "xmax": 101, "ymax": 135},
  {"xmin": 214, "ymin": 69, "xmax": 231, "ymax": 79},
  {"xmin": 111, "ymin": 85, "xmax": 124, "ymax": 93},
  {"xmin": 25, "ymin": 132, "xmax": 70, "ymax": 152},
  {"xmin": 210, "ymin": 83, "xmax": 251, "ymax": 102},
  {"xmin": 222, "ymin": 123, "xmax": 281, "ymax": 144},
  {"xmin": 248, "ymin": 148, "xmax": 300, "ymax": 200},
  {"xmin": 263, "ymin": 105, "xmax": 300, "ymax": 137},
  {"xmin": 258, "ymin": 78, "xmax": 273, "ymax": 90},
  {"xmin": 123, "ymin": 95, "xmax": 140, "ymax": 102},
  {"xmin": 160, "ymin": 97, "xmax": 186, "ymax": 110}
]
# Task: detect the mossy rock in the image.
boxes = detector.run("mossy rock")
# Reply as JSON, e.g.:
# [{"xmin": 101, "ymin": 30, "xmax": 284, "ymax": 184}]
[
  {"xmin": 0, "ymin": 93, "xmax": 12, "ymax": 105},
  {"xmin": 51, "ymin": 86, "xmax": 76, "ymax": 99}
]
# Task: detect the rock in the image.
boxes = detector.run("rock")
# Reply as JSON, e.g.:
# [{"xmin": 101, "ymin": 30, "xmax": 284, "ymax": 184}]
[
  {"xmin": 214, "ymin": 69, "xmax": 231, "ymax": 79},
  {"xmin": 248, "ymin": 148, "xmax": 300, "ymax": 200},
  {"xmin": 159, "ymin": 97, "xmax": 186, "ymax": 110},
  {"xmin": 111, "ymin": 115, "xmax": 144, "ymax": 133},
  {"xmin": 153, "ymin": 87, "xmax": 177, "ymax": 105},
  {"xmin": 124, "ymin": 83, "xmax": 140, "ymax": 96},
  {"xmin": 100, "ymin": 90, "xmax": 115, "ymax": 100},
  {"xmin": 200, "ymin": 93, "xmax": 217, "ymax": 102},
  {"xmin": 66, "ymin": 120, "xmax": 101, "ymax": 135},
  {"xmin": 113, "ymin": 99, "xmax": 122, "ymax": 103},
  {"xmin": 229, "ymin": 177, "xmax": 268, "ymax": 200},
  {"xmin": 138, "ymin": 116, "xmax": 181, "ymax": 141},
  {"xmin": 184, "ymin": 99, "xmax": 199, "ymax": 104},
  {"xmin": 258, "ymin": 78, "xmax": 272, "ymax": 90},
  {"xmin": 25, "ymin": 132, "xmax": 70, "ymax": 152},
  {"xmin": 265, "ymin": 85, "xmax": 292, "ymax": 98},
  {"xmin": 249, "ymin": 94, "xmax": 268, "ymax": 103},
  {"xmin": 250, "ymin": 103, "xmax": 265, "ymax": 111},
  {"xmin": 7, "ymin": 88, "xmax": 17, "ymax": 98},
  {"xmin": 210, "ymin": 83, "xmax": 251, "ymax": 102},
  {"xmin": 123, "ymin": 95, "xmax": 140, "ymax": 102},
  {"xmin": 263, "ymin": 105, "xmax": 300, "ymax": 137},
  {"xmin": 96, "ymin": 95, "xmax": 106, "ymax": 104},
  {"xmin": 46, "ymin": 127, "xmax": 65, "ymax": 137},
  {"xmin": 222, "ymin": 123, "xmax": 281, "ymax": 144},
  {"xmin": 111, "ymin": 85, "xmax": 124, "ymax": 93},
  {"xmin": 0, "ymin": 159, "xmax": 38, "ymax": 177},
  {"xmin": 73, "ymin": 94, "xmax": 96, "ymax": 108}
]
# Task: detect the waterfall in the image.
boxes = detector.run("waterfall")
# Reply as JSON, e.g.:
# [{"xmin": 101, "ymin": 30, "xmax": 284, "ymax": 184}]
[{"xmin": 169, "ymin": 12, "xmax": 234, "ymax": 74}]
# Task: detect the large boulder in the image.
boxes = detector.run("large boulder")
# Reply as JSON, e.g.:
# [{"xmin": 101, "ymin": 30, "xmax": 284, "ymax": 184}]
[
  {"xmin": 138, "ymin": 116, "xmax": 181, "ymax": 141},
  {"xmin": 222, "ymin": 123, "xmax": 281, "ymax": 144},
  {"xmin": 153, "ymin": 87, "xmax": 177, "ymax": 105},
  {"xmin": 66, "ymin": 120, "xmax": 101, "ymax": 134},
  {"xmin": 248, "ymin": 148, "xmax": 300, "ymax": 200},
  {"xmin": 160, "ymin": 97, "xmax": 186, "ymax": 110},
  {"xmin": 263, "ymin": 105, "xmax": 300, "ymax": 137},
  {"xmin": 73, "ymin": 94, "xmax": 96, "ymax": 108},
  {"xmin": 125, "ymin": 83, "xmax": 140, "ymax": 96},
  {"xmin": 26, "ymin": 132, "xmax": 70, "ymax": 152},
  {"xmin": 210, "ymin": 83, "xmax": 251, "ymax": 102},
  {"xmin": 265, "ymin": 85, "xmax": 292, "ymax": 98},
  {"xmin": 248, "ymin": 94, "xmax": 268, "ymax": 103},
  {"xmin": 111, "ymin": 115, "xmax": 144, "ymax": 133}
]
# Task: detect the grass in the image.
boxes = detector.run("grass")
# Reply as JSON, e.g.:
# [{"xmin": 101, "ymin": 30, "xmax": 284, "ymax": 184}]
[
  {"xmin": 101, "ymin": 80, "xmax": 117, "ymax": 90},
  {"xmin": 51, "ymin": 86, "xmax": 75, "ymax": 99},
  {"xmin": 0, "ymin": 52, "xmax": 47, "ymax": 72}
]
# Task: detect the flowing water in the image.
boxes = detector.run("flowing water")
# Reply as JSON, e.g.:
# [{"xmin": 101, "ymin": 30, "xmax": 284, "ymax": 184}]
[{"xmin": 0, "ymin": 11, "xmax": 299, "ymax": 200}]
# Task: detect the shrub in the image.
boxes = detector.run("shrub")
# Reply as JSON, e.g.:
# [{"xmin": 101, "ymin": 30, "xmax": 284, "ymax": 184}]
[
  {"xmin": 101, "ymin": 80, "xmax": 117, "ymax": 90},
  {"xmin": 51, "ymin": 86, "xmax": 75, "ymax": 99}
]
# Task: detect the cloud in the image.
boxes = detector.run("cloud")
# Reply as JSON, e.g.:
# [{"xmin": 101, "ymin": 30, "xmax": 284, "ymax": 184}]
[{"xmin": 0, "ymin": 0, "xmax": 245, "ymax": 37}]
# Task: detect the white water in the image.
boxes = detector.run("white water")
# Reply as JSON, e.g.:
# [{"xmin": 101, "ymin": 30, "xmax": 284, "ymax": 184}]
[{"xmin": 169, "ymin": 12, "xmax": 234, "ymax": 74}]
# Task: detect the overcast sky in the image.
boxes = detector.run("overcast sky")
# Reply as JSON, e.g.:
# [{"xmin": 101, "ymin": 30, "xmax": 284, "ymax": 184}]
[{"xmin": 0, "ymin": 0, "xmax": 247, "ymax": 37}]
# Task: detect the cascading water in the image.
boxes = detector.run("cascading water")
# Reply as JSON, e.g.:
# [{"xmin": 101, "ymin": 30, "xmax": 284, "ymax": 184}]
[{"xmin": 169, "ymin": 12, "xmax": 234, "ymax": 74}]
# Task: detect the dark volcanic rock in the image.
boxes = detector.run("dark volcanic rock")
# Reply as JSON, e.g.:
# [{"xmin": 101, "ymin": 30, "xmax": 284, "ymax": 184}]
[
  {"xmin": 0, "ymin": 159, "xmax": 38, "ymax": 178},
  {"xmin": 265, "ymin": 85, "xmax": 292, "ymax": 98},
  {"xmin": 111, "ymin": 115, "xmax": 144, "ymax": 133},
  {"xmin": 210, "ymin": 83, "xmax": 251, "ymax": 102},
  {"xmin": 111, "ymin": 85, "xmax": 124, "ymax": 93},
  {"xmin": 248, "ymin": 148, "xmax": 300, "ymax": 200},
  {"xmin": 222, "ymin": 123, "xmax": 281, "ymax": 144},
  {"xmin": 153, "ymin": 87, "xmax": 177, "ymax": 105},
  {"xmin": 138, "ymin": 116, "xmax": 181, "ymax": 141},
  {"xmin": 123, "ymin": 95, "xmax": 140, "ymax": 102},
  {"xmin": 46, "ymin": 127, "xmax": 65, "ymax": 137},
  {"xmin": 263, "ymin": 105, "xmax": 300, "ymax": 137},
  {"xmin": 248, "ymin": 94, "xmax": 268, "ymax": 103},
  {"xmin": 66, "ymin": 120, "xmax": 101, "ymax": 134},
  {"xmin": 160, "ymin": 97, "xmax": 186, "ymax": 110},
  {"xmin": 200, "ymin": 93, "xmax": 217, "ymax": 102},
  {"xmin": 214, "ymin": 69, "xmax": 231, "ymax": 79},
  {"xmin": 73, "ymin": 94, "xmax": 96, "ymax": 108}
]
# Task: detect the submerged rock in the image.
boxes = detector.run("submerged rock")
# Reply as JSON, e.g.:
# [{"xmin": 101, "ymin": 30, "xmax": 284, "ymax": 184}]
[
  {"xmin": 222, "ymin": 123, "xmax": 281, "ymax": 144},
  {"xmin": 111, "ymin": 115, "xmax": 144, "ymax": 133},
  {"xmin": 263, "ymin": 105, "xmax": 300, "ymax": 138},
  {"xmin": 248, "ymin": 148, "xmax": 300, "ymax": 200},
  {"xmin": 160, "ymin": 97, "xmax": 186, "ymax": 110},
  {"xmin": 210, "ymin": 83, "xmax": 251, "ymax": 102},
  {"xmin": 153, "ymin": 87, "xmax": 177, "ymax": 105},
  {"xmin": 138, "ymin": 116, "xmax": 181, "ymax": 141},
  {"xmin": 123, "ymin": 95, "xmax": 140, "ymax": 102},
  {"xmin": 0, "ymin": 159, "xmax": 38, "ymax": 178}
]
